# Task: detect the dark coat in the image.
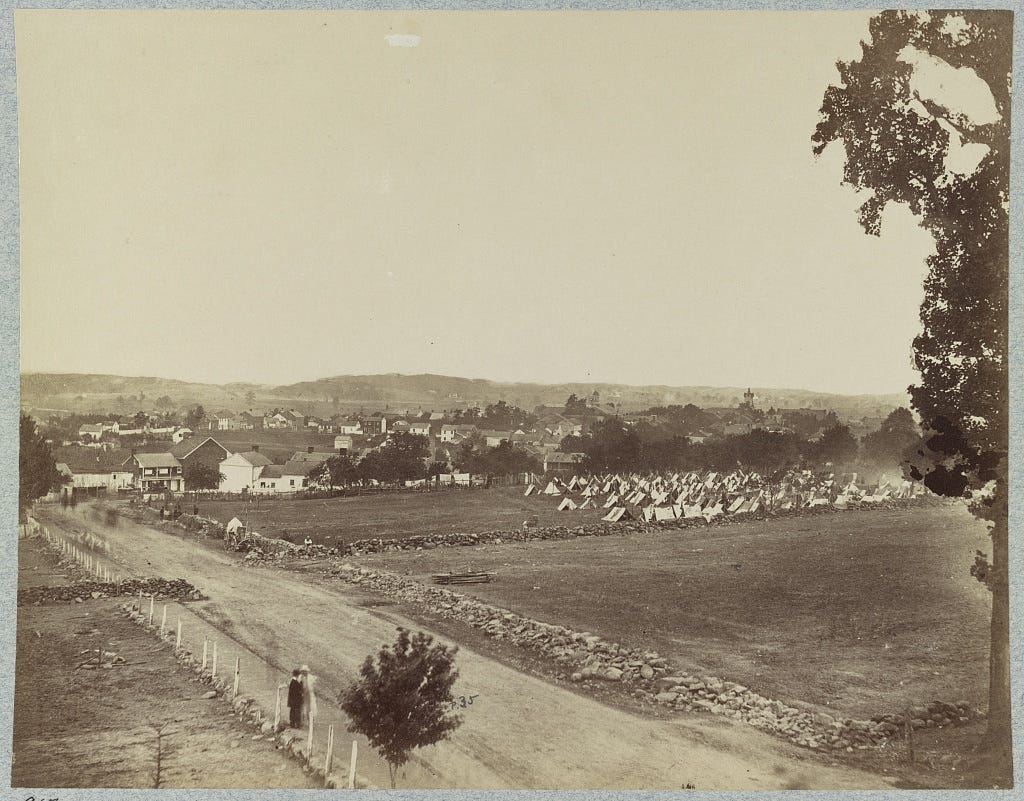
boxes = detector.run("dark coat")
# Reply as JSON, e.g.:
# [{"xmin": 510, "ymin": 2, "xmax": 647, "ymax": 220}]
[{"xmin": 288, "ymin": 677, "xmax": 303, "ymax": 708}]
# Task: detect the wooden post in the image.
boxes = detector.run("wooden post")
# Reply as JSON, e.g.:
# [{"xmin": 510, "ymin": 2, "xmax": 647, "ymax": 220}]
[
  {"xmin": 274, "ymin": 686, "xmax": 282, "ymax": 731},
  {"xmin": 347, "ymin": 740, "xmax": 357, "ymax": 789},
  {"xmin": 175, "ymin": 619, "xmax": 182, "ymax": 650},
  {"xmin": 202, "ymin": 639, "xmax": 208, "ymax": 670},
  {"xmin": 160, "ymin": 605, "xmax": 167, "ymax": 635},
  {"xmin": 148, "ymin": 594, "xmax": 155, "ymax": 625},
  {"xmin": 212, "ymin": 641, "xmax": 218, "ymax": 677},
  {"xmin": 233, "ymin": 657, "xmax": 240, "ymax": 697},
  {"xmin": 323, "ymin": 724, "xmax": 335, "ymax": 783},
  {"xmin": 306, "ymin": 712, "xmax": 314, "ymax": 760},
  {"xmin": 138, "ymin": 589, "xmax": 143, "ymax": 613}
]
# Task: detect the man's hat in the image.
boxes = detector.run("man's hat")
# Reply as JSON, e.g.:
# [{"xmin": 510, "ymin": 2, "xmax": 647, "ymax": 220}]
[{"xmin": 300, "ymin": 664, "xmax": 310, "ymax": 672}]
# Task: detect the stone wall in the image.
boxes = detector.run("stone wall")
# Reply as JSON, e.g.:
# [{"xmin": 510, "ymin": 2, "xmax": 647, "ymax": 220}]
[
  {"xmin": 18, "ymin": 578, "xmax": 206, "ymax": 605},
  {"xmin": 327, "ymin": 562, "xmax": 980, "ymax": 754}
]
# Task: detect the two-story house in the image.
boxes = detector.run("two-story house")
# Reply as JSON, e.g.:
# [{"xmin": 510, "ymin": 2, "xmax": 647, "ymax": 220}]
[{"xmin": 123, "ymin": 452, "xmax": 184, "ymax": 493}]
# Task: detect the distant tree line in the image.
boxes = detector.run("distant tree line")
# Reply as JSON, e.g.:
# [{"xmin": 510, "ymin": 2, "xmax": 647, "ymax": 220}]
[{"xmin": 558, "ymin": 409, "xmax": 920, "ymax": 475}]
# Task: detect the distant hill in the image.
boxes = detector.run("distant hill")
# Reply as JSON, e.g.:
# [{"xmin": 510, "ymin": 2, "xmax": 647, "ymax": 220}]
[{"xmin": 21, "ymin": 371, "xmax": 909, "ymax": 422}]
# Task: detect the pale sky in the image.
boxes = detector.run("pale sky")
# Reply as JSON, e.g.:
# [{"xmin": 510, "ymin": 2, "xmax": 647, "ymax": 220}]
[{"xmin": 16, "ymin": 10, "xmax": 939, "ymax": 395}]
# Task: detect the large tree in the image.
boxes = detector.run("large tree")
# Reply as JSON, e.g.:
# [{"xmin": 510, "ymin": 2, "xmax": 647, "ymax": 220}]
[
  {"xmin": 19, "ymin": 413, "xmax": 61, "ymax": 519},
  {"xmin": 813, "ymin": 10, "xmax": 1011, "ymax": 780}
]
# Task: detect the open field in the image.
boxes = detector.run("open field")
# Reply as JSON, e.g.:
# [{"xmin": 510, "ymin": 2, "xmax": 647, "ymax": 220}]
[
  {"xmin": 193, "ymin": 487, "xmax": 606, "ymax": 545},
  {"xmin": 351, "ymin": 503, "xmax": 992, "ymax": 720},
  {"xmin": 13, "ymin": 537, "xmax": 315, "ymax": 789}
]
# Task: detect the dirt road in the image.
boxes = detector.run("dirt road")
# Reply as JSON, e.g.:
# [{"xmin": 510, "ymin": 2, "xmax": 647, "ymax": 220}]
[{"xmin": 36, "ymin": 504, "xmax": 893, "ymax": 790}]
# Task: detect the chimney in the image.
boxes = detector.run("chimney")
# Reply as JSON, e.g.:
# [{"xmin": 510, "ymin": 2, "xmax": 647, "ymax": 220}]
[
  {"xmin": 308, "ymin": 446, "xmax": 314, "ymax": 454},
  {"xmin": 252, "ymin": 445, "xmax": 259, "ymax": 453}
]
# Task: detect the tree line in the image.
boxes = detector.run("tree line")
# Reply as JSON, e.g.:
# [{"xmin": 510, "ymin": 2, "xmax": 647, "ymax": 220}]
[{"xmin": 559, "ymin": 408, "xmax": 921, "ymax": 476}]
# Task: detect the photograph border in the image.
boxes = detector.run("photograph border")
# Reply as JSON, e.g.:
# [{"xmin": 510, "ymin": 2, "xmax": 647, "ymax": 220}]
[{"xmin": 0, "ymin": 2, "xmax": 1020, "ymax": 800}]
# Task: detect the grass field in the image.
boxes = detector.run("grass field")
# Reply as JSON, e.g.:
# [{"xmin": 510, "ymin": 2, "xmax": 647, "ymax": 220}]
[
  {"xmin": 195, "ymin": 487, "xmax": 607, "ymax": 545},
  {"xmin": 351, "ymin": 503, "xmax": 992, "ymax": 720}
]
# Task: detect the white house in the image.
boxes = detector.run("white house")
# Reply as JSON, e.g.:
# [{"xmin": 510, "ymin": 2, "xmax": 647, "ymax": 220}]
[
  {"xmin": 481, "ymin": 430, "xmax": 512, "ymax": 447},
  {"xmin": 408, "ymin": 421, "xmax": 432, "ymax": 437},
  {"xmin": 56, "ymin": 452, "xmax": 134, "ymax": 496},
  {"xmin": 334, "ymin": 418, "xmax": 362, "ymax": 435},
  {"xmin": 218, "ymin": 450, "xmax": 273, "ymax": 493},
  {"xmin": 172, "ymin": 427, "xmax": 193, "ymax": 444},
  {"xmin": 334, "ymin": 435, "xmax": 354, "ymax": 452},
  {"xmin": 440, "ymin": 424, "xmax": 478, "ymax": 443},
  {"xmin": 252, "ymin": 465, "xmax": 285, "ymax": 494},
  {"xmin": 79, "ymin": 423, "xmax": 105, "ymax": 441}
]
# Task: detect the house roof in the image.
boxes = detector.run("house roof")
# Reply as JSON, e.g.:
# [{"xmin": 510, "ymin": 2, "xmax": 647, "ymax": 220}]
[
  {"xmin": 170, "ymin": 436, "xmax": 230, "ymax": 459},
  {"xmin": 54, "ymin": 446, "xmax": 130, "ymax": 473},
  {"xmin": 288, "ymin": 451, "xmax": 336, "ymax": 464},
  {"xmin": 234, "ymin": 451, "xmax": 273, "ymax": 467},
  {"xmin": 282, "ymin": 459, "xmax": 324, "ymax": 477},
  {"xmin": 214, "ymin": 409, "xmax": 234, "ymax": 419},
  {"xmin": 130, "ymin": 453, "xmax": 182, "ymax": 469},
  {"xmin": 260, "ymin": 465, "xmax": 285, "ymax": 479}
]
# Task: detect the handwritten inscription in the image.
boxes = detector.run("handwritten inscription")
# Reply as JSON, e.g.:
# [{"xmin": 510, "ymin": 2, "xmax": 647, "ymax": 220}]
[{"xmin": 448, "ymin": 694, "xmax": 479, "ymax": 710}]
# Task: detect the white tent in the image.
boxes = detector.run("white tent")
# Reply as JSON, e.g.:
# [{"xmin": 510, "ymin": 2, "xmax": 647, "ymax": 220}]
[
  {"xmin": 654, "ymin": 506, "xmax": 677, "ymax": 521},
  {"xmin": 558, "ymin": 497, "xmax": 578, "ymax": 511},
  {"xmin": 603, "ymin": 494, "xmax": 619, "ymax": 508},
  {"xmin": 226, "ymin": 517, "xmax": 245, "ymax": 534},
  {"xmin": 703, "ymin": 503, "xmax": 724, "ymax": 520},
  {"xmin": 642, "ymin": 506, "xmax": 656, "ymax": 522},
  {"xmin": 602, "ymin": 506, "xmax": 629, "ymax": 523},
  {"xmin": 523, "ymin": 484, "xmax": 536, "ymax": 497},
  {"xmin": 543, "ymin": 481, "xmax": 562, "ymax": 496}
]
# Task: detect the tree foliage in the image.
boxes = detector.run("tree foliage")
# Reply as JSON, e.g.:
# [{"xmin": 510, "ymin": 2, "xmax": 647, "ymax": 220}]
[
  {"xmin": 357, "ymin": 432, "xmax": 430, "ymax": 484},
  {"xmin": 810, "ymin": 424, "xmax": 859, "ymax": 467},
  {"xmin": 813, "ymin": 10, "xmax": 1011, "ymax": 776},
  {"xmin": 19, "ymin": 414, "xmax": 62, "ymax": 519},
  {"xmin": 339, "ymin": 628, "xmax": 462, "ymax": 788},
  {"xmin": 311, "ymin": 454, "xmax": 359, "ymax": 488},
  {"xmin": 861, "ymin": 407, "xmax": 922, "ymax": 466},
  {"xmin": 182, "ymin": 461, "xmax": 224, "ymax": 491}
]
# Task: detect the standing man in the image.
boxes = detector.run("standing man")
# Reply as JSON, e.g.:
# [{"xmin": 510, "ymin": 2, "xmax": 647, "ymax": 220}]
[{"xmin": 287, "ymin": 668, "xmax": 304, "ymax": 728}]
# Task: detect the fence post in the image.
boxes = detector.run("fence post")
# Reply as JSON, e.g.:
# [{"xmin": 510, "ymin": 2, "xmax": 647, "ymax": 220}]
[
  {"xmin": 324, "ymin": 724, "xmax": 335, "ymax": 783},
  {"xmin": 233, "ymin": 657, "xmax": 240, "ymax": 697},
  {"xmin": 202, "ymin": 639, "xmax": 208, "ymax": 670},
  {"xmin": 306, "ymin": 712, "xmax": 314, "ymax": 760},
  {"xmin": 212, "ymin": 641, "xmax": 218, "ymax": 677},
  {"xmin": 149, "ymin": 594, "xmax": 155, "ymax": 625},
  {"xmin": 348, "ymin": 740, "xmax": 357, "ymax": 789},
  {"xmin": 138, "ymin": 589, "xmax": 143, "ymax": 613},
  {"xmin": 274, "ymin": 685, "xmax": 282, "ymax": 731},
  {"xmin": 160, "ymin": 605, "xmax": 168, "ymax": 635},
  {"xmin": 175, "ymin": 619, "xmax": 182, "ymax": 650}
]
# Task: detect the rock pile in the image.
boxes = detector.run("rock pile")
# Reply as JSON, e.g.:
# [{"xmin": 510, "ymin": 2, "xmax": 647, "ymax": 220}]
[
  {"xmin": 18, "ymin": 577, "xmax": 205, "ymax": 605},
  {"xmin": 327, "ymin": 562, "xmax": 981, "ymax": 753},
  {"xmin": 342, "ymin": 496, "xmax": 943, "ymax": 556}
]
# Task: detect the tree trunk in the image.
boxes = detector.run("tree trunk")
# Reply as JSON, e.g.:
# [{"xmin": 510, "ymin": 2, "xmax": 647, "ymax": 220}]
[{"xmin": 984, "ymin": 509, "xmax": 1013, "ymax": 785}]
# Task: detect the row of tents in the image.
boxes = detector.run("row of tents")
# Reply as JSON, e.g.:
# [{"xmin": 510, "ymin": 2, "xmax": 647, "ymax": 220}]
[{"xmin": 525, "ymin": 469, "xmax": 925, "ymax": 522}]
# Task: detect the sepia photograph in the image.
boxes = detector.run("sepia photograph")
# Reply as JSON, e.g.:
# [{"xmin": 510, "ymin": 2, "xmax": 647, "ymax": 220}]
[{"xmin": 8, "ymin": 7, "xmax": 1017, "ymax": 793}]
